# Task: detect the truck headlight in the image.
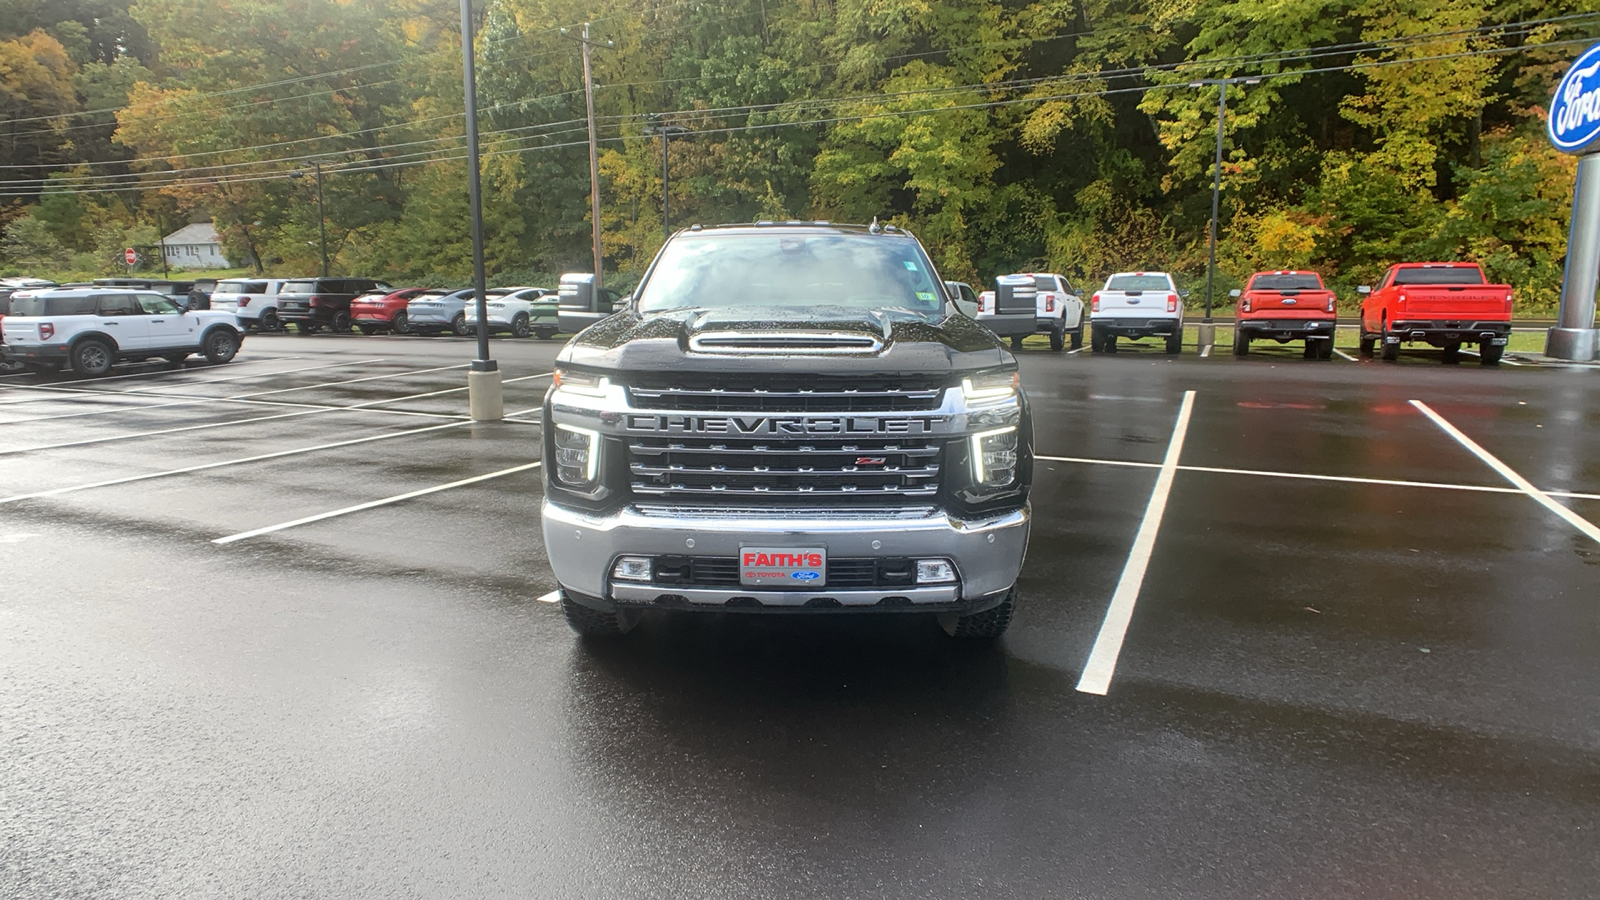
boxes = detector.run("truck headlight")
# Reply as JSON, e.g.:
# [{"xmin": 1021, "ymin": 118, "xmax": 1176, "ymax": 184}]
[
  {"xmin": 969, "ymin": 426, "xmax": 1018, "ymax": 487},
  {"xmin": 554, "ymin": 424, "xmax": 600, "ymax": 486},
  {"xmin": 552, "ymin": 368, "xmax": 611, "ymax": 398},
  {"xmin": 961, "ymin": 370, "xmax": 1018, "ymax": 404}
]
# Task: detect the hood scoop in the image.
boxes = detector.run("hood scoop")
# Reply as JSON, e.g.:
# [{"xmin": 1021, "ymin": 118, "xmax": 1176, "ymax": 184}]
[{"xmin": 688, "ymin": 330, "xmax": 885, "ymax": 355}]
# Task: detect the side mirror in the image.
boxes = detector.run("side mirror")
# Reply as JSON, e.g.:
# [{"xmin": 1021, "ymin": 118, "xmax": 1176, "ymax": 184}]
[
  {"xmin": 1228, "ymin": 289, "xmax": 1241, "ymax": 298},
  {"xmin": 1178, "ymin": 288, "xmax": 1190, "ymax": 299},
  {"xmin": 1357, "ymin": 285, "xmax": 1372, "ymax": 295}
]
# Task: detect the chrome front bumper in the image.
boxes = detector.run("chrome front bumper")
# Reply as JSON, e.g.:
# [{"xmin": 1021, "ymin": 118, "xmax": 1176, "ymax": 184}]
[{"xmin": 541, "ymin": 502, "xmax": 1030, "ymax": 609}]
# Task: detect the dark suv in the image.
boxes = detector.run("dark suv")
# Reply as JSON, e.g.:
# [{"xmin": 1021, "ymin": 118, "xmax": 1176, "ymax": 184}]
[{"xmin": 276, "ymin": 277, "xmax": 391, "ymax": 334}]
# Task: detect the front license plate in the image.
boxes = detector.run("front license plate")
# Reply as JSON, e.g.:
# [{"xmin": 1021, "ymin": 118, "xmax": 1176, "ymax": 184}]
[{"xmin": 740, "ymin": 546, "xmax": 826, "ymax": 587}]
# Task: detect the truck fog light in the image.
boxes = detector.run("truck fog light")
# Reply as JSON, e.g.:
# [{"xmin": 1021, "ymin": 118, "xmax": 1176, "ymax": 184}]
[
  {"xmin": 915, "ymin": 559, "xmax": 957, "ymax": 584},
  {"xmin": 969, "ymin": 426, "xmax": 1018, "ymax": 487},
  {"xmin": 612, "ymin": 556, "xmax": 653, "ymax": 582},
  {"xmin": 555, "ymin": 424, "xmax": 600, "ymax": 485}
]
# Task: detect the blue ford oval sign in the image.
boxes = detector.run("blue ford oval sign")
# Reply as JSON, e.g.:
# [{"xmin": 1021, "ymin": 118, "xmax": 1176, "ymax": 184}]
[{"xmin": 1550, "ymin": 42, "xmax": 1600, "ymax": 154}]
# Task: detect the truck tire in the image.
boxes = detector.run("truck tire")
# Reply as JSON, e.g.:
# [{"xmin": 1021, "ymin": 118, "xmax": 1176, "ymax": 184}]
[
  {"xmin": 1104, "ymin": 333, "xmax": 1118, "ymax": 353},
  {"xmin": 1380, "ymin": 321, "xmax": 1400, "ymax": 361},
  {"xmin": 202, "ymin": 328, "xmax": 240, "ymax": 364},
  {"xmin": 1165, "ymin": 331, "xmax": 1182, "ymax": 354},
  {"xmin": 1070, "ymin": 326, "xmax": 1084, "ymax": 349},
  {"xmin": 1302, "ymin": 342, "xmax": 1318, "ymax": 360},
  {"xmin": 1317, "ymin": 337, "xmax": 1335, "ymax": 359},
  {"xmin": 1233, "ymin": 330, "xmax": 1249, "ymax": 356},
  {"xmin": 330, "ymin": 310, "xmax": 353, "ymax": 334},
  {"xmin": 1358, "ymin": 333, "xmax": 1375, "ymax": 356},
  {"xmin": 940, "ymin": 586, "xmax": 1016, "ymax": 639},
  {"xmin": 71, "ymin": 339, "xmax": 115, "ymax": 377},
  {"xmin": 560, "ymin": 591, "xmax": 639, "ymax": 637},
  {"xmin": 1479, "ymin": 343, "xmax": 1504, "ymax": 367},
  {"xmin": 259, "ymin": 308, "xmax": 280, "ymax": 331},
  {"xmin": 1049, "ymin": 325, "xmax": 1064, "ymax": 351},
  {"xmin": 1440, "ymin": 342, "xmax": 1462, "ymax": 364},
  {"xmin": 1010, "ymin": 334, "xmax": 1024, "ymax": 351}
]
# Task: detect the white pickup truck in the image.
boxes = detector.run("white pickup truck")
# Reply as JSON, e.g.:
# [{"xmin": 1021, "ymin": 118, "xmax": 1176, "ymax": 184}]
[
  {"xmin": 975, "ymin": 272, "xmax": 1085, "ymax": 351},
  {"xmin": 1090, "ymin": 271, "xmax": 1186, "ymax": 354}
]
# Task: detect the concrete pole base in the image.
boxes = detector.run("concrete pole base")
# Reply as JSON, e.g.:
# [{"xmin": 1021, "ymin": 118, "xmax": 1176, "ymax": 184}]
[
  {"xmin": 1196, "ymin": 322, "xmax": 1216, "ymax": 350},
  {"xmin": 1546, "ymin": 326, "xmax": 1600, "ymax": 361},
  {"xmin": 468, "ymin": 369, "xmax": 504, "ymax": 421}
]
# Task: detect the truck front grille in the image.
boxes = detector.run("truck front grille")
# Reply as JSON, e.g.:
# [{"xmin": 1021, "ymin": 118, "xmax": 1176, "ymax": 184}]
[
  {"xmin": 628, "ymin": 437, "xmax": 942, "ymax": 500},
  {"xmin": 627, "ymin": 375, "xmax": 945, "ymax": 412},
  {"xmin": 648, "ymin": 556, "xmax": 918, "ymax": 589}
]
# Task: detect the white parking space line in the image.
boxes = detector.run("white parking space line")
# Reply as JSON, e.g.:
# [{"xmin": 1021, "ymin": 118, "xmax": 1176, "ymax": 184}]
[
  {"xmin": 0, "ymin": 406, "xmax": 542, "ymax": 507},
  {"xmin": 1411, "ymin": 400, "xmax": 1600, "ymax": 546},
  {"xmin": 0, "ymin": 358, "xmax": 386, "ymax": 408},
  {"xmin": 1076, "ymin": 390, "xmax": 1196, "ymax": 696},
  {"xmin": 1333, "ymin": 348, "xmax": 1358, "ymax": 361},
  {"xmin": 1034, "ymin": 454, "xmax": 1600, "ymax": 501},
  {"xmin": 535, "ymin": 591, "xmax": 561, "ymax": 604},
  {"xmin": 213, "ymin": 462, "xmax": 543, "ymax": 544},
  {"xmin": 1066, "ymin": 348, "xmax": 1084, "ymax": 355},
  {"xmin": 0, "ymin": 354, "xmax": 307, "ymax": 387},
  {"xmin": 1199, "ymin": 345, "xmax": 1212, "ymax": 358},
  {"xmin": 0, "ymin": 358, "xmax": 470, "ymax": 425},
  {"xmin": 0, "ymin": 369, "xmax": 514, "ymax": 456}
]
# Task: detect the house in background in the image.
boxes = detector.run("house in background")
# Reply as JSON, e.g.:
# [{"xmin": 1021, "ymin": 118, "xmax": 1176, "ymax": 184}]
[{"xmin": 162, "ymin": 223, "xmax": 231, "ymax": 269}]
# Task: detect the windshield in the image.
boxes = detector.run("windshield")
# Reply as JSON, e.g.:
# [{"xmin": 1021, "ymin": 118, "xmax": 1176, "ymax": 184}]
[
  {"xmin": 216, "ymin": 280, "xmax": 264, "ymax": 294},
  {"xmin": 1392, "ymin": 266, "xmax": 1486, "ymax": 286},
  {"xmin": 1107, "ymin": 274, "xmax": 1171, "ymax": 292},
  {"xmin": 1251, "ymin": 273, "xmax": 1323, "ymax": 291},
  {"xmin": 636, "ymin": 232, "xmax": 945, "ymax": 317}
]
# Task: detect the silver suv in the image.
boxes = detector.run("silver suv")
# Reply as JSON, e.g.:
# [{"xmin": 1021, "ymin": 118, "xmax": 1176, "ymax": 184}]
[{"xmin": 0, "ymin": 288, "xmax": 244, "ymax": 376}]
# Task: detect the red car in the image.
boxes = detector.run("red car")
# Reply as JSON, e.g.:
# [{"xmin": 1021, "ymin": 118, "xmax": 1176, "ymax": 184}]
[
  {"xmin": 351, "ymin": 287, "xmax": 428, "ymax": 335},
  {"xmin": 1231, "ymin": 270, "xmax": 1338, "ymax": 358},
  {"xmin": 1358, "ymin": 262, "xmax": 1513, "ymax": 365}
]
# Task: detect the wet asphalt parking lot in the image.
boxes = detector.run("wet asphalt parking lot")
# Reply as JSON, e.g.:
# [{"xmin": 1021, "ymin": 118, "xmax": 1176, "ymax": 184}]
[{"xmin": 1, "ymin": 332, "xmax": 1597, "ymax": 899}]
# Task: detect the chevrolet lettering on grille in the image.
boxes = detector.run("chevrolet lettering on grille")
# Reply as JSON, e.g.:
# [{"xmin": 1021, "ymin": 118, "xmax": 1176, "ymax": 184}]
[{"xmin": 623, "ymin": 414, "xmax": 942, "ymax": 436}]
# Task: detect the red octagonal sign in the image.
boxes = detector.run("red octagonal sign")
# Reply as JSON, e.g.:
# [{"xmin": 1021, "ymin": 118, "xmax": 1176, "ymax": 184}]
[{"xmin": 124, "ymin": 247, "xmax": 138, "ymax": 265}]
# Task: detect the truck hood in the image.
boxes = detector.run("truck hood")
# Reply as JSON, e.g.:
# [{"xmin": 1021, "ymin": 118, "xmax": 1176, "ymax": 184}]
[{"xmin": 558, "ymin": 308, "xmax": 1009, "ymax": 377}]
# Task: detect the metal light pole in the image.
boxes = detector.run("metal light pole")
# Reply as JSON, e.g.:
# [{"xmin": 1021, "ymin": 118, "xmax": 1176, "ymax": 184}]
[
  {"xmin": 563, "ymin": 23, "xmax": 612, "ymax": 289},
  {"xmin": 643, "ymin": 117, "xmax": 690, "ymax": 236},
  {"xmin": 461, "ymin": 0, "xmax": 501, "ymax": 420},
  {"xmin": 1192, "ymin": 75, "xmax": 1259, "ymax": 350}
]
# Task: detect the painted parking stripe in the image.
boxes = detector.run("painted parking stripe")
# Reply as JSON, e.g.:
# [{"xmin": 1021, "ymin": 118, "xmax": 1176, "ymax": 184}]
[
  {"xmin": 213, "ymin": 462, "xmax": 543, "ymax": 544},
  {"xmin": 1333, "ymin": 348, "xmax": 1358, "ymax": 361},
  {"xmin": 1411, "ymin": 400, "xmax": 1600, "ymax": 546},
  {"xmin": 0, "ymin": 358, "xmax": 386, "ymax": 408},
  {"xmin": 1076, "ymin": 390, "xmax": 1196, "ymax": 696},
  {"xmin": 0, "ymin": 406, "xmax": 542, "ymax": 507},
  {"xmin": 0, "ymin": 354, "xmax": 308, "ymax": 387},
  {"xmin": 1034, "ymin": 454, "xmax": 1600, "ymax": 502},
  {"xmin": 1458, "ymin": 348, "xmax": 1522, "ymax": 366}
]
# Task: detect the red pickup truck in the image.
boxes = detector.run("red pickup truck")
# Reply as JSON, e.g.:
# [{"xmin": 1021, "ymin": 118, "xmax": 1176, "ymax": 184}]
[
  {"xmin": 1358, "ymin": 263, "xmax": 1513, "ymax": 365},
  {"xmin": 1230, "ymin": 270, "xmax": 1337, "ymax": 358}
]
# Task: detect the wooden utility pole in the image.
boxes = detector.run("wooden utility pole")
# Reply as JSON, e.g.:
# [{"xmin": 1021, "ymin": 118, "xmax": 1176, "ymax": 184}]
[{"xmin": 564, "ymin": 23, "xmax": 611, "ymax": 289}]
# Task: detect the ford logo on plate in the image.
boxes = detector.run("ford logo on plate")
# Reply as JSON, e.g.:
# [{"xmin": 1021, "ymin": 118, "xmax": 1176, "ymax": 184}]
[
  {"xmin": 791, "ymin": 571, "xmax": 821, "ymax": 581},
  {"xmin": 1549, "ymin": 42, "xmax": 1600, "ymax": 154}
]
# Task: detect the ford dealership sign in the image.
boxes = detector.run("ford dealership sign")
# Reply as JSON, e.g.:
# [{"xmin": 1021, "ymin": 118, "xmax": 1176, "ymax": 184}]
[{"xmin": 1550, "ymin": 43, "xmax": 1600, "ymax": 154}]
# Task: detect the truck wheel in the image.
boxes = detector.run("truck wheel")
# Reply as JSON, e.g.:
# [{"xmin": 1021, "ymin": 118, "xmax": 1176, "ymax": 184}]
[
  {"xmin": 511, "ymin": 314, "xmax": 531, "ymax": 338},
  {"xmin": 1440, "ymin": 342, "xmax": 1461, "ymax": 364},
  {"xmin": 330, "ymin": 310, "xmax": 353, "ymax": 334},
  {"xmin": 1165, "ymin": 331, "xmax": 1182, "ymax": 354},
  {"xmin": 391, "ymin": 311, "xmax": 410, "ymax": 335},
  {"xmin": 1317, "ymin": 337, "xmax": 1335, "ymax": 359},
  {"xmin": 1010, "ymin": 334, "xmax": 1024, "ymax": 351},
  {"xmin": 1233, "ymin": 330, "xmax": 1249, "ymax": 356},
  {"xmin": 1302, "ymin": 341, "xmax": 1318, "ymax": 360},
  {"xmin": 1104, "ymin": 333, "xmax": 1118, "ymax": 353},
  {"xmin": 560, "ymin": 591, "xmax": 639, "ymax": 637},
  {"xmin": 940, "ymin": 586, "xmax": 1016, "ymax": 639},
  {"xmin": 1479, "ymin": 343, "xmax": 1504, "ymax": 367},
  {"xmin": 259, "ymin": 308, "xmax": 280, "ymax": 331},
  {"xmin": 71, "ymin": 339, "xmax": 115, "ymax": 377},
  {"xmin": 202, "ymin": 329, "xmax": 240, "ymax": 364},
  {"xmin": 1049, "ymin": 325, "xmax": 1065, "ymax": 351},
  {"xmin": 1358, "ymin": 334, "xmax": 1374, "ymax": 356},
  {"xmin": 1380, "ymin": 337, "xmax": 1400, "ymax": 361},
  {"xmin": 1070, "ymin": 327, "xmax": 1083, "ymax": 349}
]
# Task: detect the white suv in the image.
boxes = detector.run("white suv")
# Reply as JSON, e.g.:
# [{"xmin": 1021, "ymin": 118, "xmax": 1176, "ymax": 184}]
[
  {"xmin": 1, "ymin": 288, "xmax": 244, "ymax": 376},
  {"xmin": 209, "ymin": 278, "xmax": 288, "ymax": 331},
  {"xmin": 975, "ymin": 272, "xmax": 1085, "ymax": 351},
  {"xmin": 1090, "ymin": 271, "xmax": 1186, "ymax": 354}
]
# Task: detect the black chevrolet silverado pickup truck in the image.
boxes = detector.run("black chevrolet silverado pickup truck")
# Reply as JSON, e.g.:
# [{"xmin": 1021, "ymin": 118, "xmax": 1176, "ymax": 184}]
[{"xmin": 542, "ymin": 222, "xmax": 1033, "ymax": 640}]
